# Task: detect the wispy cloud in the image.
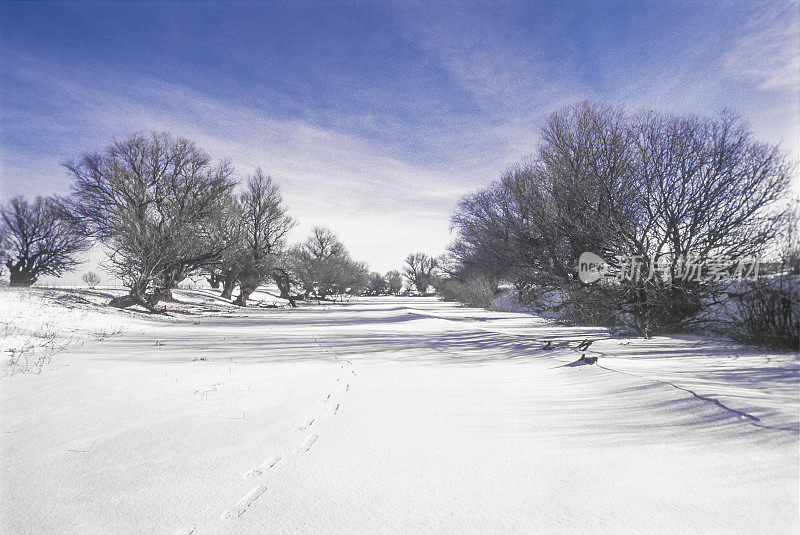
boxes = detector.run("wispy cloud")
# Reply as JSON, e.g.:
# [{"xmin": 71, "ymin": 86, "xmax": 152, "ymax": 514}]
[
  {"xmin": 1, "ymin": 51, "xmax": 462, "ymax": 270},
  {"xmin": 724, "ymin": 1, "xmax": 800, "ymax": 91}
]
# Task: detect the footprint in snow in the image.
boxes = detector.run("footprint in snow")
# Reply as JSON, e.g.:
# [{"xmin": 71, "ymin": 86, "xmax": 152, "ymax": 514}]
[
  {"xmin": 327, "ymin": 403, "xmax": 339, "ymax": 416},
  {"xmin": 295, "ymin": 434, "xmax": 318, "ymax": 453},
  {"xmin": 219, "ymin": 485, "xmax": 267, "ymax": 520},
  {"xmin": 294, "ymin": 418, "xmax": 315, "ymax": 431},
  {"xmin": 243, "ymin": 455, "xmax": 281, "ymax": 479},
  {"xmin": 320, "ymin": 393, "xmax": 331, "ymax": 403}
]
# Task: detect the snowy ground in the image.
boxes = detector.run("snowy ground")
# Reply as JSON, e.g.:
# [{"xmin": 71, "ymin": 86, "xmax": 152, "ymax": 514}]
[{"xmin": 1, "ymin": 289, "xmax": 798, "ymax": 533}]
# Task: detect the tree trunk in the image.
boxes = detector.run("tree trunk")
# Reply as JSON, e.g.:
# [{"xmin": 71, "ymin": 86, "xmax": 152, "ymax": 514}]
[
  {"xmin": 109, "ymin": 294, "xmax": 138, "ymax": 309},
  {"xmin": 157, "ymin": 268, "xmax": 188, "ymax": 302},
  {"xmin": 221, "ymin": 273, "xmax": 237, "ymax": 300},
  {"xmin": 208, "ymin": 273, "xmax": 222, "ymax": 289},
  {"xmin": 154, "ymin": 286, "xmax": 174, "ymax": 302},
  {"xmin": 234, "ymin": 288, "xmax": 251, "ymax": 306},
  {"xmin": 9, "ymin": 270, "xmax": 36, "ymax": 287},
  {"xmin": 7, "ymin": 261, "xmax": 37, "ymax": 287},
  {"xmin": 272, "ymin": 270, "xmax": 297, "ymax": 307},
  {"xmin": 109, "ymin": 283, "xmax": 164, "ymax": 313}
]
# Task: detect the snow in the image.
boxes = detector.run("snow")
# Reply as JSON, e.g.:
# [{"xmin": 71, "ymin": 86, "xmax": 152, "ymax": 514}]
[{"xmin": 1, "ymin": 290, "xmax": 798, "ymax": 533}]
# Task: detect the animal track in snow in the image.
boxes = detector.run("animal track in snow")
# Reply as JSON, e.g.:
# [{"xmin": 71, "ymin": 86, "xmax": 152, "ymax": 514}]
[
  {"xmin": 243, "ymin": 455, "xmax": 281, "ymax": 478},
  {"xmin": 295, "ymin": 434, "xmax": 318, "ymax": 453},
  {"xmin": 320, "ymin": 393, "xmax": 331, "ymax": 403},
  {"xmin": 294, "ymin": 418, "xmax": 315, "ymax": 431},
  {"xmin": 328, "ymin": 403, "xmax": 339, "ymax": 416},
  {"xmin": 219, "ymin": 485, "xmax": 267, "ymax": 520}
]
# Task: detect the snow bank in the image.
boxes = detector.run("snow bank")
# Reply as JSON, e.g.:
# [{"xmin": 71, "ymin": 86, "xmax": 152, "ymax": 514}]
[
  {"xmin": 0, "ymin": 287, "xmax": 133, "ymax": 374},
  {"xmin": 0, "ymin": 286, "xmax": 291, "ymax": 375}
]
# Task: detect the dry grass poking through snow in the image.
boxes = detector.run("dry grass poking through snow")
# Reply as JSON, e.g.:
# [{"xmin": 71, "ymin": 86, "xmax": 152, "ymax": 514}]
[
  {"xmin": 0, "ymin": 286, "xmax": 291, "ymax": 375},
  {"xmin": 0, "ymin": 288, "xmax": 130, "ymax": 375}
]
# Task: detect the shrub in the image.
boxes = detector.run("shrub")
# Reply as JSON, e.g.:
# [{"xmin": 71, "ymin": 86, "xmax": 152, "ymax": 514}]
[
  {"xmin": 730, "ymin": 276, "xmax": 799, "ymax": 349},
  {"xmin": 438, "ymin": 276, "xmax": 497, "ymax": 308}
]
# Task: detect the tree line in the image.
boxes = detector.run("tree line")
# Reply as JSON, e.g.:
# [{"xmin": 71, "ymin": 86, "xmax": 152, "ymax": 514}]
[
  {"xmin": 441, "ymin": 101, "xmax": 797, "ymax": 345},
  {"xmin": 0, "ymin": 133, "xmax": 440, "ymax": 309}
]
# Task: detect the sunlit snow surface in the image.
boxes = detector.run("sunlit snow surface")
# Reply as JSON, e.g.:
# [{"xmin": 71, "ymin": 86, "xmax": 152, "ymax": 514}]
[{"xmin": 1, "ymin": 289, "xmax": 797, "ymax": 533}]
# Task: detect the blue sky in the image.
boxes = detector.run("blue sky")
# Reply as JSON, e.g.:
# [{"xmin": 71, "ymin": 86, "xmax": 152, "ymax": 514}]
[{"xmin": 1, "ymin": 1, "xmax": 798, "ymax": 275}]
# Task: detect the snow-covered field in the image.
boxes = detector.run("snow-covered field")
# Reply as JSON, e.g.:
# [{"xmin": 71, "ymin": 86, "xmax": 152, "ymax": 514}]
[{"xmin": 1, "ymin": 289, "xmax": 798, "ymax": 534}]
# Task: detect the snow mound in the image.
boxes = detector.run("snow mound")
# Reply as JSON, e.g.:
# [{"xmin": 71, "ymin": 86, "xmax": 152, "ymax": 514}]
[{"xmin": 0, "ymin": 286, "xmax": 290, "ymax": 374}]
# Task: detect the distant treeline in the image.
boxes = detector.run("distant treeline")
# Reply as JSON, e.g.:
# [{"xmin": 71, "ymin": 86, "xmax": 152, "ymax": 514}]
[{"xmin": 0, "ymin": 133, "xmax": 440, "ymax": 309}]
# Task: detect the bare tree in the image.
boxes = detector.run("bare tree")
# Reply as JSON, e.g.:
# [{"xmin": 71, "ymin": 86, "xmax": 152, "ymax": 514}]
[
  {"xmin": 232, "ymin": 170, "xmax": 295, "ymax": 306},
  {"xmin": 81, "ymin": 271, "xmax": 101, "ymax": 288},
  {"xmin": 630, "ymin": 111, "xmax": 790, "ymax": 263},
  {"xmin": 616, "ymin": 111, "xmax": 793, "ymax": 334},
  {"xmin": 293, "ymin": 227, "xmax": 366, "ymax": 300},
  {"xmin": 66, "ymin": 133, "xmax": 236, "ymax": 310},
  {"xmin": 294, "ymin": 227, "xmax": 345, "ymax": 299},
  {"xmin": 385, "ymin": 270, "xmax": 403, "ymax": 295},
  {"xmin": 201, "ymin": 193, "xmax": 247, "ymax": 300},
  {"xmin": 345, "ymin": 261, "xmax": 371, "ymax": 297},
  {"xmin": 404, "ymin": 253, "xmax": 438, "ymax": 294},
  {"xmin": 271, "ymin": 261, "xmax": 301, "ymax": 306},
  {"xmin": 367, "ymin": 272, "xmax": 389, "ymax": 295},
  {"xmin": 1, "ymin": 196, "xmax": 89, "ymax": 287}
]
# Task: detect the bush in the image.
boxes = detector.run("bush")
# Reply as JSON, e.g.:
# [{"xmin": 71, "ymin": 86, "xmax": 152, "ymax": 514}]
[
  {"xmin": 561, "ymin": 283, "xmax": 623, "ymax": 328},
  {"xmin": 438, "ymin": 276, "xmax": 497, "ymax": 308},
  {"xmin": 730, "ymin": 276, "xmax": 799, "ymax": 349}
]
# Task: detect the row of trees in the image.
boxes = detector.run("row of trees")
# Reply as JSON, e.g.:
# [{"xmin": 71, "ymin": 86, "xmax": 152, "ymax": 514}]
[
  {"xmin": 1, "ymin": 133, "xmax": 444, "ymax": 307},
  {"xmin": 444, "ymin": 101, "xmax": 796, "ymax": 341}
]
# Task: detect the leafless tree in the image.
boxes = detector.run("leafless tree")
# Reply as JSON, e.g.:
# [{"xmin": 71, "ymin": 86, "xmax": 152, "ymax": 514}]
[
  {"xmin": 81, "ymin": 271, "xmax": 101, "ymax": 288},
  {"xmin": 346, "ymin": 261, "xmax": 371, "ymax": 297},
  {"xmin": 404, "ymin": 252, "xmax": 438, "ymax": 294},
  {"xmin": 200, "ymin": 192, "xmax": 247, "ymax": 299},
  {"xmin": 385, "ymin": 270, "xmax": 403, "ymax": 295},
  {"xmin": 1, "ymin": 195, "xmax": 90, "ymax": 287},
  {"xmin": 293, "ymin": 227, "xmax": 366, "ymax": 300},
  {"xmin": 232, "ymin": 170, "xmax": 295, "ymax": 306},
  {"xmin": 366, "ymin": 272, "xmax": 389, "ymax": 295},
  {"xmin": 270, "ymin": 261, "xmax": 302, "ymax": 306},
  {"xmin": 617, "ymin": 111, "xmax": 793, "ymax": 334},
  {"xmin": 294, "ymin": 227, "xmax": 346, "ymax": 300},
  {"xmin": 630, "ymin": 111, "xmax": 791, "ymax": 263},
  {"xmin": 66, "ymin": 133, "xmax": 236, "ymax": 310}
]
